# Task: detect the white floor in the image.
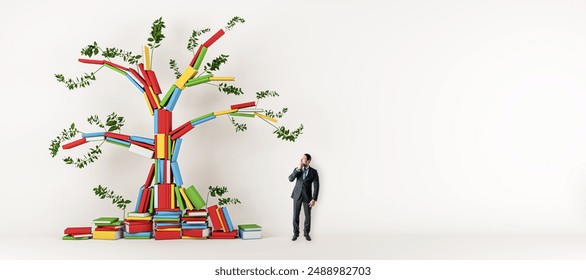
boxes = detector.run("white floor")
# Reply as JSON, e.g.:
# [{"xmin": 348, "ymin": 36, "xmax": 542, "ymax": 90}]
[{"xmin": 3, "ymin": 234, "xmax": 586, "ymax": 259}]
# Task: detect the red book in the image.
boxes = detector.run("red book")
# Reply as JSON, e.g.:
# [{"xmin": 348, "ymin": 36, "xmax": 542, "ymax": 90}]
[
  {"xmin": 130, "ymin": 140, "xmax": 155, "ymax": 151},
  {"xmin": 128, "ymin": 68, "xmax": 147, "ymax": 86},
  {"xmin": 141, "ymin": 188, "xmax": 152, "ymax": 213},
  {"xmin": 104, "ymin": 60, "xmax": 128, "ymax": 71},
  {"xmin": 158, "ymin": 109, "xmax": 172, "ymax": 134},
  {"xmin": 154, "ymin": 230, "xmax": 181, "ymax": 240},
  {"xmin": 230, "ymin": 101, "xmax": 256, "ymax": 110},
  {"xmin": 64, "ymin": 227, "xmax": 92, "ymax": 235},
  {"xmin": 181, "ymin": 217, "xmax": 207, "ymax": 222},
  {"xmin": 207, "ymin": 205, "xmax": 223, "ymax": 231},
  {"xmin": 104, "ymin": 132, "xmax": 130, "ymax": 141},
  {"xmin": 95, "ymin": 226, "xmax": 124, "ymax": 231},
  {"xmin": 62, "ymin": 138, "xmax": 87, "ymax": 150},
  {"xmin": 209, "ymin": 230, "xmax": 238, "ymax": 239},
  {"xmin": 189, "ymin": 45, "xmax": 204, "ymax": 67},
  {"xmin": 170, "ymin": 121, "xmax": 191, "ymax": 136},
  {"xmin": 138, "ymin": 63, "xmax": 152, "ymax": 87},
  {"xmin": 202, "ymin": 29, "xmax": 225, "ymax": 48},
  {"xmin": 171, "ymin": 125, "xmax": 194, "ymax": 140},
  {"xmin": 137, "ymin": 187, "xmax": 148, "ymax": 213},
  {"xmin": 78, "ymin": 58, "xmax": 103, "ymax": 65},
  {"xmin": 144, "ymin": 88, "xmax": 158, "ymax": 109},
  {"xmin": 144, "ymin": 164, "xmax": 155, "ymax": 187},
  {"xmin": 126, "ymin": 223, "xmax": 153, "ymax": 233},
  {"xmin": 182, "ymin": 228, "xmax": 209, "ymax": 238},
  {"xmin": 146, "ymin": 70, "xmax": 162, "ymax": 94}
]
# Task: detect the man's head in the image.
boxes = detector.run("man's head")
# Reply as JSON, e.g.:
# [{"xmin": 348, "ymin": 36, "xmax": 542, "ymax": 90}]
[{"xmin": 301, "ymin": 153, "xmax": 312, "ymax": 166}]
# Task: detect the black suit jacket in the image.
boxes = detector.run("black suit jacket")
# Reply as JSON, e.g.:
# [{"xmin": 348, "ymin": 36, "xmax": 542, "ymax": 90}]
[{"xmin": 289, "ymin": 166, "xmax": 319, "ymax": 202}]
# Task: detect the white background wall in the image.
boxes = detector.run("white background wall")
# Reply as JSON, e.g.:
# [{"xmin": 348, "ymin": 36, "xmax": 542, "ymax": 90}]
[{"xmin": 2, "ymin": 0, "xmax": 586, "ymax": 237}]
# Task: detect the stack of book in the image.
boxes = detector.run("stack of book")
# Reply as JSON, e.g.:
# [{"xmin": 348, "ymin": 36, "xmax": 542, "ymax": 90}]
[
  {"xmin": 181, "ymin": 209, "xmax": 210, "ymax": 239},
  {"xmin": 63, "ymin": 227, "xmax": 92, "ymax": 240},
  {"xmin": 153, "ymin": 209, "xmax": 182, "ymax": 240},
  {"xmin": 208, "ymin": 205, "xmax": 238, "ymax": 239},
  {"xmin": 92, "ymin": 217, "xmax": 124, "ymax": 240},
  {"xmin": 238, "ymin": 224, "xmax": 262, "ymax": 240},
  {"xmin": 124, "ymin": 212, "xmax": 153, "ymax": 239}
]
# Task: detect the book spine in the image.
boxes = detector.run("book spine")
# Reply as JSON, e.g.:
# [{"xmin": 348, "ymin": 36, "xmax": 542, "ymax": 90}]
[
  {"xmin": 202, "ymin": 29, "xmax": 225, "ymax": 48},
  {"xmin": 230, "ymin": 101, "xmax": 256, "ymax": 110},
  {"xmin": 62, "ymin": 138, "xmax": 86, "ymax": 149}
]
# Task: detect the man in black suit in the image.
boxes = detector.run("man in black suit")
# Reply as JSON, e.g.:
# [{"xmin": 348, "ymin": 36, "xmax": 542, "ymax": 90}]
[{"xmin": 288, "ymin": 153, "xmax": 319, "ymax": 241}]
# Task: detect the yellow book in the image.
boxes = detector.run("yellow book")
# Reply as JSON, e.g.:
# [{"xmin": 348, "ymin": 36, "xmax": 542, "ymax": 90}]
[
  {"xmin": 143, "ymin": 92, "xmax": 154, "ymax": 115},
  {"xmin": 144, "ymin": 45, "xmax": 151, "ymax": 70},
  {"xmin": 92, "ymin": 230, "xmax": 122, "ymax": 240},
  {"xmin": 217, "ymin": 208, "xmax": 227, "ymax": 232},
  {"xmin": 213, "ymin": 109, "xmax": 237, "ymax": 116},
  {"xmin": 182, "ymin": 236, "xmax": 207, "ymax": 240},
  {"xmin": 255, "ymin": 112, "xmax": 277, "ymax": 123},
  {"xmin": 125, "ymin": 216, "xmax": 152, "ymax": 221},
  {"xmin": 156, "ymin": 134, "xmax": 166, "ymax": 158},
  {"xmin": 179, "ymin": 188, "xmax": 194, "ymax": 210},
  {"xmin": 209, "ymin": 76, "xmax": 235, "ymax": 81},
  {"xmin": 174, "ymin": 66, "xmax": 197, "ymax": 89},
  {"xmin": 157, "ymin": 228, "xmax": 181, "ymax": 232},
  {"xmin": 149, "ymin": 87, "xmax": 161, "ymax": 109},
  {"xmin": 171, "ymin": 183, "xmax": 175, "ymax": 209}
]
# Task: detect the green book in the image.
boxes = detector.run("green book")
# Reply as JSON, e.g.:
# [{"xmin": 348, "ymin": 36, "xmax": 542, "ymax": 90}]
[
  {"xmin": 190, "ymin": 112, "xmax": 214, "ymax": 123},
  {"xmin": 193, "ymin": 46, "xmax": 208, "ymax": 70},
  {"xmin": 62, "ymin": 235, "xmax": 90, "ymax": 240},
  {"xmin": 174, "ymin": 185, "xmax": 186, "ymax": 211},
  {"xmin": 149, "ymin": 187, "xmax": 154, "ymax": 213},
  {"xmin": 154, "ymin": 218, "xmax": 180, "ymax": 222},
  {"xmin": 229, "ymin": 112, "xmax": 255, "ymax": 118},
  {"xmin": 185, "ymin": 185, "xmax": 206, "ymax": 210},
  {"xmin": 93, "ymin": 217, "xmax": 119, "ymax": 225},
  {"xmin": 124, "ymin": 236, "xmax": 151, "ymax": 239},
  {"xmin": 238, "ymin": 224, "xmax": 262, "ymax": 231},
  {"xmin": 104, "ymin": 63, "xmax": 126, "ymax": 75},
  {"xmin": 161, "ymin": 85, "xmax": 176, "ymax": 107}
]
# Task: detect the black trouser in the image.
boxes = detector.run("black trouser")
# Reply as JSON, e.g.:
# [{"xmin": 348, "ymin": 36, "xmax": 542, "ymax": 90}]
[{"xmin": 293, "ymin": 198, "xmax": 311, "ymax": 235}]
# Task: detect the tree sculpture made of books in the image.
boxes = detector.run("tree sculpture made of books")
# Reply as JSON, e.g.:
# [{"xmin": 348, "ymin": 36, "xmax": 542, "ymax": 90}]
[{"xmin": 51, "ymin": 17, "xmax": 302, "ymax": 240}]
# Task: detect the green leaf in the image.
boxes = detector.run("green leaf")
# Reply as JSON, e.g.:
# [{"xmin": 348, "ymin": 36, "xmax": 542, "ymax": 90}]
[
  {"xmin": 147, "ymin": 17, "xmax": 166, "ymax": 49},
  {"xmin": 187, "ymin": 28, "xmax": 211, "ymax": 52},
  {"xmin": 225, "ymin": 16, "xmax": 245, "ymax": 31}
]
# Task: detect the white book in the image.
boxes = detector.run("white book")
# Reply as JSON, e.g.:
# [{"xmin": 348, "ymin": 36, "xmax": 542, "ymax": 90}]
[
  {"xmin": 70, "ymin": 233, "xmax": 93, "ymax": 238},
  {"xmin": 86, "ymin": 136, "xmax": 105, "ymax": 142},
  {"xmin": 184, "ymin": 221, "xmax": 207, "ymax": 224},
  {"xmin": 129, "ymin": 144, "xmax": 154, "ymax": 158},
  {"xmin": 128, "ymin": 212, "xmax": 152, "ymax": 217},
  {"xmin": 237, "ymin": 108, "xmax": 264, "ymax": 113},
  {"xmin": 240, "ymin": 230, "xmax": 262, "ymax": 239}
]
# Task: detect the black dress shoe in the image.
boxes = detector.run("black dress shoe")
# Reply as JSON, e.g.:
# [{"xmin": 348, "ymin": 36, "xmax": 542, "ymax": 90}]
[
  {"xmin": 292, "ymin": 235, "xmax": 299, "ymax": 241},
  {"xmin": 305, "ymin": 235, "xmax": 311, "ymax": 241}
]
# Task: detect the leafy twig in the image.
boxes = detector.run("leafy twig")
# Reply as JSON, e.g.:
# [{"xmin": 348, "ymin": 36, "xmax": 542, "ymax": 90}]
[
  {"xmin": 207, "ymin": 186, "xmax": 241, "ymax": 207},
  {"xmin": 54, "ymin": 72, "xmax": 97, "ymax": 90},
  {"xmin": 274, "ymin": 124, "xmax": 304, "ymax": 142},
  {"xmin": 203, "ymin": 54, "xmax": 229, "ymax": 73},
  {"xmin": 49, "ymin": 123, "xmax": 80, "ymax": 157},
  {"xmin": 147, "ymin": 17, "xmax": 165, "ymax": 49},
  {"xmin": 225, "ymin": 16, "xmax": 245, "ymax": 31},
  {"xmin": 93, "ymin": 185, "xmax": 132, "ymax": 214},
  {"xmin": 230, "ymin": 116, "xmax": 247, "ymax": 132},
  {"xmin": 187, "ymin": 28, "xmax": 211, "ymax": 52},
  {"xmin": 265, "ymin": 107, "xmax": 288, "ymax": 119},
  {"xmin": 63, "ymin": 145, "xmax": 103, "ymax": 168},
  {"xmin": 218, "ymin": 83, "xmax": 244, "ymax": 96},
  {"xmin": 169, "ymin": 59, "xmax": 181, "ymax": 79},
  {"xmin": 256, "ymin": 90, "xmax": 279, "ymax": 100}
]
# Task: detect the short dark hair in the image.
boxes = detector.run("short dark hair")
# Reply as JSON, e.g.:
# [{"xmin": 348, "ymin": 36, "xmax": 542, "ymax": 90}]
[{"xmin": 304, "ymin": 153, "xmax": 312, "ymax": 161}]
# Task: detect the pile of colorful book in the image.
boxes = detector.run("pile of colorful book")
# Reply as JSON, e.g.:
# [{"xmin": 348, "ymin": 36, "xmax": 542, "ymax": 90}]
[
  {"xmin": 153, "ymin": 209, "xmax": 182, "ymax": 240},
  {"xmin": 238, "ymin": 224, "xmax": 262, "ymax": 240},
  {"xmin": 182, "ymin": 209, "xmax": 210, "ymax": 239},
  {"xmin": 92, "ymin": 217, "xmax": 123, "ymax": 240},
  {"xmin": 63, "ymin": 227, "xmax": 92, "ymax": 240},
  {"xmin": 208, "ymin": 204, "xmax": 238, "ymax": 239},
  {"xmin": 124, "ymin": 212, "xmax": 153, "ymax": 239}
]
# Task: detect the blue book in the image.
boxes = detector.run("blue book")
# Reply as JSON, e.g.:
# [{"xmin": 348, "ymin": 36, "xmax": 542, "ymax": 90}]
[
  {"xmin": 155, "ymin": 211, "xmax": 182, "ymax": 216},
  {"xmin": 158, "ymin": 159, "xmax": 164, "ymax": 184},
  {"xmin": 171, "ymin": 138, "xmax": 182, "ymax": 163},
  {"xmin": 171, "ymin": 161, "xmax": 183, "ymax": 186},
  {"xmin": 124, "ymin": 232, "xmax": 151, "ymax": 237},
  {"xmin": 82, "ymin": 132, "xmax": 105, "ymax": 138},
  {"xmin": 134, "ymin": 186, "xmax": 144, "ymax": 212},
  {"xmin": 190, "ymin": 115, "xmax": 216, "ymax": 126},
  {"xmin": 182, "ymin": 224, "xmax": 208, "ymax": 229},
  {"xmin": 167, "ymin": 87, "xmax": 182, "ymax": 111},
  {"xmin": 106, "ymin": 137, "xmax": 130, "ymax": 147},
  {"xmin": 126, "ymin": 72, "xmax": 144, "ymax": 92},
  {"xmin": 222, "ymin": 207, "xmax": 234, "ymax": 232},
  {"xmin": 239, "ymin": 229, "xmax": 261, "ymax": 239},
  {"xmin": 154, "ymin": 109, "xmax": 159, "ymax": 134},
  {"xmin": 129, "ymin": 136, "xmax": 155, "ymax": 145}
]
